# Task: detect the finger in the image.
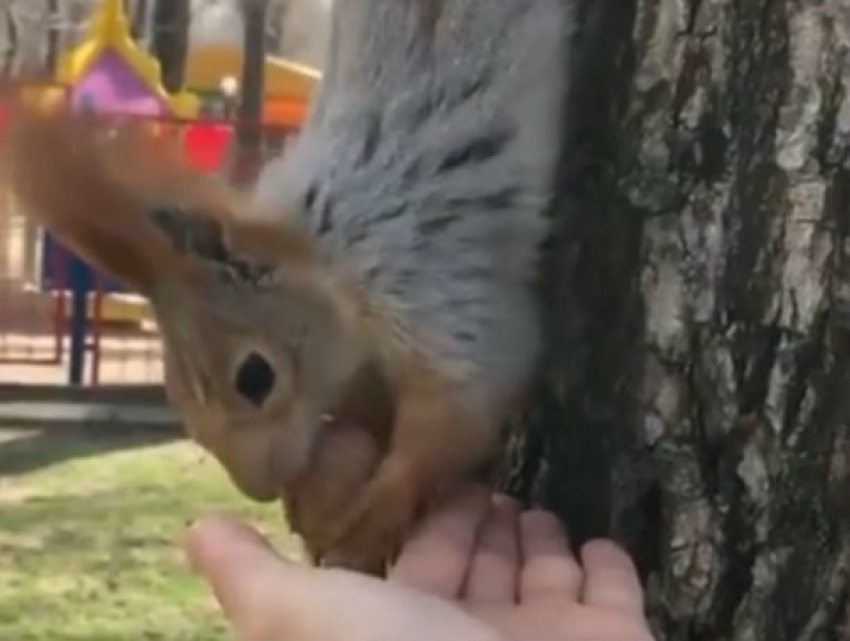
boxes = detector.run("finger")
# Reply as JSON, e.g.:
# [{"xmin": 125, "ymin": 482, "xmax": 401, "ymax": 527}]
[
  {"xmin": 389, "ymin": 483, "xmax": 490, "ymax": 599},
  {"xmin": 518, "ymin": 510, "xmax": 583, "ymax": 603},
  {"xmin": 462, "ymin": 494, "xmax": 521, "ymax": 604},
  {"xmin": 185, "ymin": 515, "xmax": 501, "ymax": 641},
  {"xmin": 183, "ymin": 515, "xmax": 292, "ymax": 626},
  {"xmin": 580, "ymin": 539, "xmax": 645, "ymax": 615},
  {"xmin": 184, "ymin": 514, "xmax": 309, "ymax": 641}
]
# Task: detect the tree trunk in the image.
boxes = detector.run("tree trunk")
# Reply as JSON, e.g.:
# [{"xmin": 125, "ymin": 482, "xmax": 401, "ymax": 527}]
[
  {"xmin": 231, "ymin": 0, "xmax": 268, "ymax": 186},
  {"xmin": 1, "ymin": 6, "xmax": 18, "ymax": 76},
  {"xmin": 505, "ymin": 1, "xmax": 850, "ymax": 640},
  {"xmin": 5, "ymin": 0, "xmax": 49, "ymax": 76},
  {"xmin": 265, "ymin": 0, "xmax": 286, "ymax": 55},
  {"xmin": 130, "ymin": 0, "xmax": 149, "ymax": 44},
  {"xmin": 151, "ymin": 0, "xmax": 189, "ymax": 94},
  {"xmin": 44, "ymin": 0, "xmax": 59, "ymax": 74}
]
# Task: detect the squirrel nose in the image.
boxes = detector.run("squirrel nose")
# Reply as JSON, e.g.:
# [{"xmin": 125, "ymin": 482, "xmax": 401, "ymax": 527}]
[
  {"xmin": 217, "ymin": 437, "xmax": 283, "ymax": 503},
  {"xmin": 218, "ymin": 427, "xmax": 315, "ymax": 503}
]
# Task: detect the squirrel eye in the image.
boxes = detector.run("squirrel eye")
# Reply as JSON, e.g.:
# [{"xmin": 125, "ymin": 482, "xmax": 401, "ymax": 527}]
[{"xmin": 235, "ymin": 352, "xmax": 276, "ymax": 407}]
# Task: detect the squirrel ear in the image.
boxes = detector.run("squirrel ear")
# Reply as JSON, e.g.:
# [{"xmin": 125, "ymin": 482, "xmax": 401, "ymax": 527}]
[
  {"xmin": 144, "ymin": 203, "xmax": 319, "ymax": 289},
  {"xmin": 1, "ymin": 99, "xmax": 317, "ymax": 294},
  {"xmin": 0, "ymin": 100, "xmax": 240, "ymax": 293}
]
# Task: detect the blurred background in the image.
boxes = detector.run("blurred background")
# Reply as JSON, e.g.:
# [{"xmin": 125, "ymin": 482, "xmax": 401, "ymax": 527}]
[
  {"xmin": 1, "ymin": 0, "xmax": 332, "ymax": 72},
  {"xmin": 0, "ymin": 0, "xmax": 330, "ymax": 388},
  {"xmin": 0, "ymin": 2, "xmax": 332, "ymax": 639}
]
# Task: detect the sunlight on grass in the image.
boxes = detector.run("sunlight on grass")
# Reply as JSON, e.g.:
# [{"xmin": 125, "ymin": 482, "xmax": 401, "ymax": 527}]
[{"xmin": 0, "ymin": 427, "xmax": 306, "ymax": 641}]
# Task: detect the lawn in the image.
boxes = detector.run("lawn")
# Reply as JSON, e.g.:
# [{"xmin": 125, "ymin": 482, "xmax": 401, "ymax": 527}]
[{"xmin": 0, "ymin": 424, "xmax": 306, "ymax": 641}]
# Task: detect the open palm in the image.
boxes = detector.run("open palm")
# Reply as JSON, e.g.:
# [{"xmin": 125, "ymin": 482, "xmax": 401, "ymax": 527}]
[
  {"xmin": 391, "ymin": 488, "xmax": 655, "ymax": 641},
  {"xmin": 185, "ymin": 484, "xmax": 655, "ymax": 641}
]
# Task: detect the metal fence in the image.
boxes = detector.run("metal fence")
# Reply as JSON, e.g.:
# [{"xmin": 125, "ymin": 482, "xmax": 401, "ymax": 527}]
[{"xmin": 0, "ymin": 100, "xmax": 297, "ymax": 388}]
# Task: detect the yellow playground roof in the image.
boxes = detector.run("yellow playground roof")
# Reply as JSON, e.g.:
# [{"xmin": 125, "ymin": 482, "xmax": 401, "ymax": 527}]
[{"xmin": 56, "ymin": 0, "xmax": 199, "ymax": 118}]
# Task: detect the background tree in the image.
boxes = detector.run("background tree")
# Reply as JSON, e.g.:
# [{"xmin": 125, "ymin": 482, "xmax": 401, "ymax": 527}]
[
  {"xmin": 44, "ymin": 0, "xmax": 58, "ymax": 73},
  {"xmin": 0, "ymin": 3, "xmax": 18, "ymax": 75},
  {"xmin": 151, "ymin": 0, "xmax": 189, "ymax": 94},
  {"xmin": 231, "ymin": 0, "xmax": 267, "ymax": 186},
  {"xmin": 129, "ymin": 0, "xmax": 149, "ymax": 44},
  {"xmin": 0, "ymin": 0, "xmax": 49, "ymax": 76},
  {"xmin": 504, "ymin": 1, "xmax": 850, "ymax": 640}
]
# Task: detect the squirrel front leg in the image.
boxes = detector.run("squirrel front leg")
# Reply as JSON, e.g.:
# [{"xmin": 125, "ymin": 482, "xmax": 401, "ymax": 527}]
[
  {"xmin": 318, "ymin": 358, "xmax": 503, "ymax": 574},
  {"xmin": 282, "ymin": 424, "xmax": 382, "ymax": 564}
]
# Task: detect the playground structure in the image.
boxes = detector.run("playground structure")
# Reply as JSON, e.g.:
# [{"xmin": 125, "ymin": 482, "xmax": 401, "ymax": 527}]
[
  {"xmin": 185, "ymin": 44, "xmax": 320, "ymax": 128},
  {"xmin": 0, "ymin": 0, "xmax": 315, "ymax": 387},
  {"xmin": 57, "ymin": 0, "xmax": 199, "ymax": 118}
]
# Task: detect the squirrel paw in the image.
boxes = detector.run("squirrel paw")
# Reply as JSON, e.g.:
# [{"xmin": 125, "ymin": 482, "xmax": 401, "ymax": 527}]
[
  {"xmin": 282, "ymin": 424, "xmax": 382, "ymax": 565},
  {"xmin": 319, "ymin": 455, "xmax": 421, "ymax": 576}
]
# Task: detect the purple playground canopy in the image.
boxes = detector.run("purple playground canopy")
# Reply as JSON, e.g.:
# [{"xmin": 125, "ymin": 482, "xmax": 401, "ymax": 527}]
[{"xmin": 70, "ymin": 49, "xmax": 168, "ymax": 116}]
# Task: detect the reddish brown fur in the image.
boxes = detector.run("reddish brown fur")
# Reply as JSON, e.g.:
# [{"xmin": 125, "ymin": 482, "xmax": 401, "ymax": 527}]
[
  {"xmin": 0, "ymin": 100, "xmax": 315, "ymax": 291},
  {"xmin": 0, "ymin": 94, "xmax": 499, "ymax": 576},
  {"xmin": 0, "ymin": 102, "xmax": 183, "ymax": 291},
  {"xmin": 315, "ymin": 354, "xmax": 498, "ymax": 573},
  {"xmin": 284, "ymin": 425, "xmax": 382, "ymax": 563}
]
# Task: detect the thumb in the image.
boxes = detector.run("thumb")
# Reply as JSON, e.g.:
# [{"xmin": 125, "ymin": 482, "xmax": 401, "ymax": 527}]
[
  {"xmin": 184, "ymin": 516, "xmax": 305, "ymax": 634},
  {"xmin": 184, "ymin": 515, "xmax": 500, "ymax": 641},
  {"xmin": 184, "ymin": 515, "xmax": 390, "ymax": 641}
]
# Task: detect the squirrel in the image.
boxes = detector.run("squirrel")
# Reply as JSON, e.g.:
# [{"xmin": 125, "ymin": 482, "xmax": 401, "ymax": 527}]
[{"xmin": 0, "ymin": 0, "xmax": 572, "ymax": 574}]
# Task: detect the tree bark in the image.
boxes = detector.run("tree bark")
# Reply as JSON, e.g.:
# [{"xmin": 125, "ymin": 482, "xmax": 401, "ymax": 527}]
[{"xmin": 505, "ymin": 1, "xmax": 850, "ymax": 640}]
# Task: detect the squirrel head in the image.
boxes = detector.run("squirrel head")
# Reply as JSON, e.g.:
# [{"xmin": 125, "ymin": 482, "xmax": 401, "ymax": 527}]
[{"xmin": 0, "ymin": 101, "xmax": 389, "ymax": 502}]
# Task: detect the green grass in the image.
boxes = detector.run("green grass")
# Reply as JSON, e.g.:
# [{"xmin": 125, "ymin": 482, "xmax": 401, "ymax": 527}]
[{"xmin": 0, "ymin": 426, "xmax": 306, "ymax": 641}]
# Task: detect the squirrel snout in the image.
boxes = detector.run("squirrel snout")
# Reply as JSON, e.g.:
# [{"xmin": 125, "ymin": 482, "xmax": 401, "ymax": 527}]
[
  {"xmin": 225, "ymin": 463, "xmax": 282, "ymax": 503},
  {"xmin": 216, "ymin": 420, "xmax": 322, "ymax": 503}
]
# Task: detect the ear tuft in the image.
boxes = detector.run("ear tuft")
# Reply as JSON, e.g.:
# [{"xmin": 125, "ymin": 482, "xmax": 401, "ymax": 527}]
[{"xmin": 148, "ymin": 206, "xmax": 230, "ymax": 263}]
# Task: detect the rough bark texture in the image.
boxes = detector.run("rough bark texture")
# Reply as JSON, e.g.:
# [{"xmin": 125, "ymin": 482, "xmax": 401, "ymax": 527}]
[{"xmin": 505, "ymin": 1, "xmax": 850, "ymax": 640}]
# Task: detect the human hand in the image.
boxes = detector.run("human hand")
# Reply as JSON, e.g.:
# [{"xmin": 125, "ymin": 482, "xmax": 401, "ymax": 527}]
[{"xmin": 184, "ymin": 485, "xmax": 655, "ymax": 641}]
